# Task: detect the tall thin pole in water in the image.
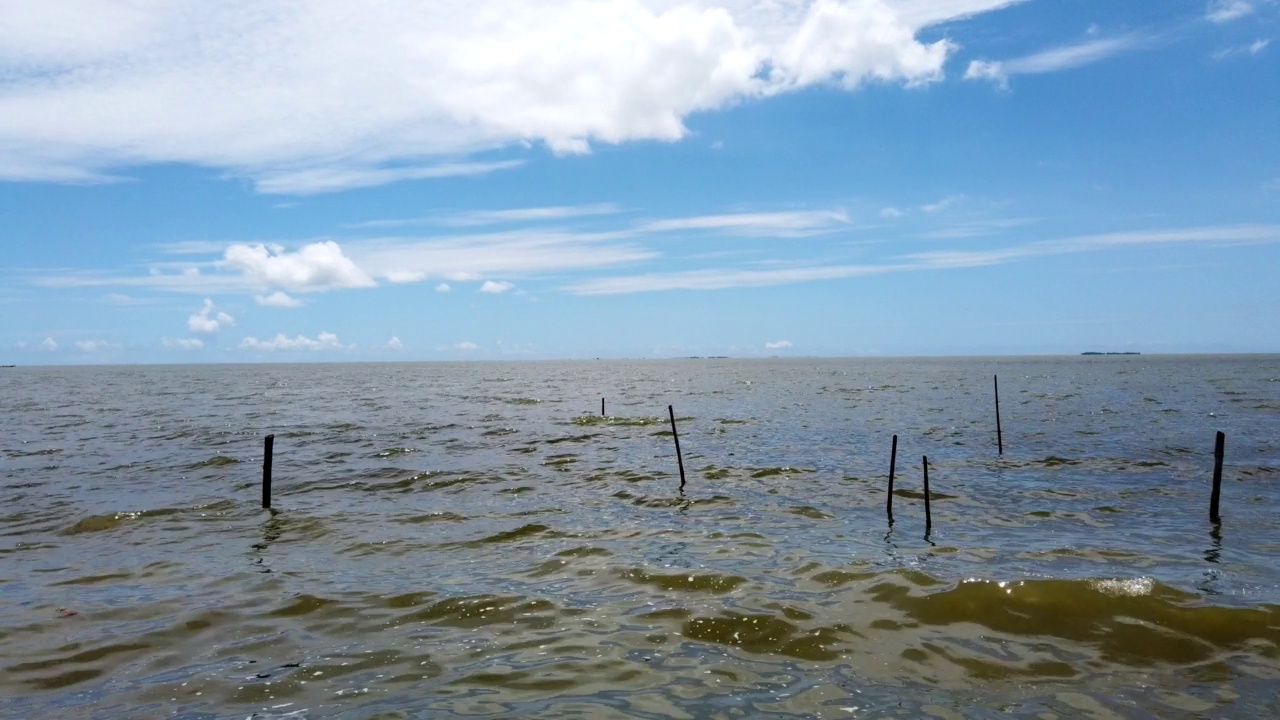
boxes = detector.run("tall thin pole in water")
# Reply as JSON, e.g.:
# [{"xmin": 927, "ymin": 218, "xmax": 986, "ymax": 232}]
[
  {"xmin": 1210, "ymin": 431, "xmax": 1225, "ymax": 522},
  {"xmin": 262, "ymin": 434, "xmax": 274, "ymax": 509},
  {"xmin": 887, "ymin": 434, "xmax": 898, "ymax": 524},
  {"xmin": 994, "ymin": 374, "xmax": 1003, "ymax": 455},
  {"xmin": 601, "ymin": 397, "xmax": 605, "ymax": 417},
  {"xmin": 922, "ymin": 455, "xmax": 932, "ymax": 534},
  {"xmin": 668, "ymin": 405, "xmax": 686, "ymax": 492}
]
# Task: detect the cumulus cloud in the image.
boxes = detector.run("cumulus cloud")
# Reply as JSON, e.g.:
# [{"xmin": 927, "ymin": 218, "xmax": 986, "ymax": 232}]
[
  {"xmin": 188, "ymin": 298, "xmax": 235, "ymax": 334},
  {"xmin": 386, "ymin": 336, "xmax": 404, "ymax": 350},
  {"xmin": 0, "ymin": 1, "xmax": 1017, "ymax": 192},
  {"xmin": 880, "ymin": 207, "xmax": 906, "ymax": 218},
  {"xmin": 765, "ymin": 340, "xmax": 793, "ymax": 349},
  {"xmin": 254, "ymin": 290, "xmax": 305, "ymax": 307},
  {"xmin": 1207, "ymin": 1, "xmax": 1255, "ymax": 23},
  {"xmin": 239, "ymin": 331, "xmax": 346, "ymax": 351},
  {"xmin": 223, "ymin": 241, "xmax": 375, "ymax": 290},
  {"xmin": 449, "ymin": 341, "xmax": 479, "ymax": 352},
  {"xmin": 162, "ymin": 337, "xmax": 205, "ymax": 350},
  {"xmin": 435, "ymin": 283, "xmax": 452, "ymax": 292},
  {"xmin": 479, "ymin": 280, "xmax": 515, "ymax": 294}
]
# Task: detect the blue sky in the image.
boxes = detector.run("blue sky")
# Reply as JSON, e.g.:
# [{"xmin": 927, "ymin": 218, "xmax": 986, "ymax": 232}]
[{"xmin": 2, "ymin": 0, "xmax": 1277, "ymax": 363}]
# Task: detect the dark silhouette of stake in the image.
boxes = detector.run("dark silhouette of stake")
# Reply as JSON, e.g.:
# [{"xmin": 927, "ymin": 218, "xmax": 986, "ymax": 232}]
[
  {"xmin": 601, "ymin": 397, "xmax": 605, "ymax": 417},
  {"xmin": 922, "ymin": 455, "xmax": 932, "ymax": 534},
  {"xmin": 668, "ymin": 405, "xmax": 686, "ymax": 492},
  {"xmin": 994, "ymin": 374, "xmax": 1003, "ymax": 455},
  {"xmin": 262, "ymin": 434, "xmax": 274, "ymax": 509},
  {"xmin": 887, "ymin": 434, "xmax": 898, "ymax": 524},
  {"xmin": 1210, "ymin": 431, "xmax": 1225, "ymax": 522}
]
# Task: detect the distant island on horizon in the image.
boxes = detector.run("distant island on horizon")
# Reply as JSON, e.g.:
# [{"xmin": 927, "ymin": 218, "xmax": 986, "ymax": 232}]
[{"xmin": 1081, "ymin": 351, "xmax": 1141, "ymax": 356}]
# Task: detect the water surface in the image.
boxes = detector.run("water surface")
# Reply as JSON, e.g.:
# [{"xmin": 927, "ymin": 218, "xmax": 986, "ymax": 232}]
[{"xmin": 2, "ymin": 356, "xmax": 1278, "ymax": 718}]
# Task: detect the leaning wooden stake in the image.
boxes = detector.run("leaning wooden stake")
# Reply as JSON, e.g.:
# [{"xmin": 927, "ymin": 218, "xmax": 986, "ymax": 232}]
[
  {"xmin": 994, "ymin": 374, "xmax": 1003, "ymax": 455},
  {"xmin": 922, "ymin": 455, "xmax": 932, "ymax": 534},
  {"xmin": 887, "ymin": 434, "xmax": 898, "ymax": 524},
  {"xmin": 668, "ymin": 405, "xmax": 687, "ymax": 492},
  {"xmin": 1210, "ymin": 431, "xmax": 1225, "ymax": 522},
  {"xmin": 262, "ymin": 434, "xmax": 274, "ymax": 509}
]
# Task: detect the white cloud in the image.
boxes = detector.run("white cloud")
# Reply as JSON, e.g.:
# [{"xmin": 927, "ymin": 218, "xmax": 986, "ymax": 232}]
[
  {"xmin": 75, "ymin": 340, "xmax": 119, "ymax": 352},
  {"xmin": 449, "ymin": 341, "xmax": 479, "ymax": 352},
  {"xmin": 347, "ymin": 204, "xmax": 621, "ymax": 230},
  {"xmin": 568, "ymin": 263, "xmax": 897, "ymax": 294},
  {"xmin": 567, "ymin": 224, "xmax": 1280, "ymax": 294},
  {"xmin": 239, "ymin": 331, "xmax": 346, "ymax": 351},
  {"xmin": 479, "ymin": 280, "xmax": 515, "ymax": 294},
  {"xmin": 765, "ymin": 340, "xmax": 793, "ymax": 349},
  {"xmin": 40, "ymin": 337, "xmax": 58, "ymax": 351},
  {"xmin": 880, "ymin": 207, "xmax": 906, "ymax": 218},
  {"xmin": 0, "ymin": 1, "xmax": 1018, "ymax": 192},
  {"xmin": 639, "ymin": 209, "xmax": 849, "ymax": 236},
  {"xmin": 1214, "ymin": 38, "xmax": 1271, "ymax": 59},
  {"xmin": 223, "ymin": 241, "xmax": 375, "ymax": 290},
  {"xmin": 920, "ymin": 195, "xmax": 964, "ymax": 214},
  {"xmin": 435, "ymin": 283, "xmax": 452, "ymax": 292},
  {"xmin": 254, "ymin": 161, "xmax": 526, "ymax": 195},
  {"xmin": 386, "ymin": 336, "xmax": 404, "ymax": 350},
  {"xmin": 966, "ymin": 36, "xmax": 1140, "ymax": 87},
  {"xmin": 1207, "ymin": 1, "xmax": 1255, "ymax": 23},
  {"xmin": 188, "ymin": 298, "xmax": 235, "ymax": 334},
  {"xmin": 254, "ymin": 290, "xmax": 304, "ymax": 307},
  {"xmin": 162, "ymin": 337, "xmax": 205, "ymax": 350},
  {"xmin": 1264, "ymin": 178, "xmax": 1280, "ymax": 193}
]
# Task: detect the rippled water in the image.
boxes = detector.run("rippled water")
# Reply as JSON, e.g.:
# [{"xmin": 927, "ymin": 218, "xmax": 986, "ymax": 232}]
[{"xmin": 2, "ymin": 356, "xmax": 1278, "ymax": 719}]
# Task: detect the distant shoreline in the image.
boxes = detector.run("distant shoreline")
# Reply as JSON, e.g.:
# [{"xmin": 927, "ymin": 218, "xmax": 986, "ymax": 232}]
[{"xmin": 1080, "ymin": 352, "xmax": 1141, "ymax": 356}]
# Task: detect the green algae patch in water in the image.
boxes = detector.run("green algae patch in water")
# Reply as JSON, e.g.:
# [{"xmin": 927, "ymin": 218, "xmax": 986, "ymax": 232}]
[
  {"xmin": 789, "ymin": 506, "xmax": 832, "ymax": 520},
  {"xmin": 617, "ymin": 568, "xmax": 746, "ymax": 594},
  {"xmin": 193, "ymin": 455, "xmax": 238, "ymax": 468},
  {"xmin": 750, "ymin": 467, "xmax": 813, "ymax": 478},
  {"xmin": 1038, "ymin": 456, "xmax": 1082, "ymax": 467},
  {"xmin": 867, "ymin": 575, "xmax": 1280, "ymax": 667},
  {"xmin": 681, "ymin": 613, "xmax": 849, "ymax": 661}
]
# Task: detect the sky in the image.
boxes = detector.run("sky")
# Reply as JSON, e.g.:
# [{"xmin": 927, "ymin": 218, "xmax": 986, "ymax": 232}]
[{"xmin": 1, "ymin": 0, "xmax": 1278, "ymax": 364}]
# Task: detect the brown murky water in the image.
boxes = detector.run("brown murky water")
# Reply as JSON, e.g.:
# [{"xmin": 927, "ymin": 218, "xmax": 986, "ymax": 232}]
[{"xmin": 2, "ymin": 356, "xmax": 1278, "ymax": 718}]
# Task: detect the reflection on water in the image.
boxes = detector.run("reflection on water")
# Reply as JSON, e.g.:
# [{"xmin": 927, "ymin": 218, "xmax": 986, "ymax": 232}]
[{"xmin": 1, "ymin": 356, "xmax": 1278, "ymax": 718}]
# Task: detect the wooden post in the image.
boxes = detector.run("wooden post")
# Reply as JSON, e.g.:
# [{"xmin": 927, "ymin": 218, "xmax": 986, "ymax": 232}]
[
  {"xmin": 262, "ymin": 434, "xmax": 274, "ymax": 509},
  {"xmin": 887, "ymin": 434, "xmax": 898, "ymax": 524},
  {"xmin": 601, "ymin": 397, "xmax": 605, "ymax": 417},
  {"xmin": 668, "ymin": 405, "xmax": 686, "ymax": 491},
  {"xmin": 994, "ymin": 374, "xmax": 1003, "ymax": 456},
  {"xmin": 922, "ymin": 455, "xmax": 932, "ymax": 534},
  {"xmin": 1210, "ymin": 431, "xmax": 1225, "ymax": 522}
]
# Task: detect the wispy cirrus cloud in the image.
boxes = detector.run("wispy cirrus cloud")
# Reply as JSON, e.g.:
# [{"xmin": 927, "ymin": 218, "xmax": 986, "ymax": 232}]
[
  {"xmin": 638, "ymin": 209, "xmax": 849, "ymax": 236},
  {"xmin": 966, "ymin": 35, "xmax": 1142, "ymax": 87},
  {"xmin": 1207, "ymin": 0, "xmax": 1255, "ymax": 23},
  {"xmin": 567, "ymin": 224, "xmax": 1280, "ymax": 295},
  {"xmin": 0, "ymin": 1, "xmax": 1019, "ymax": 193},
  {"xmin": 347, "ymin": 204, "xmax": 623, "ymax": 230},
  {"xmin": 1212, "ymin": 38, "xmax": 1270, "ymax": 60}
]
